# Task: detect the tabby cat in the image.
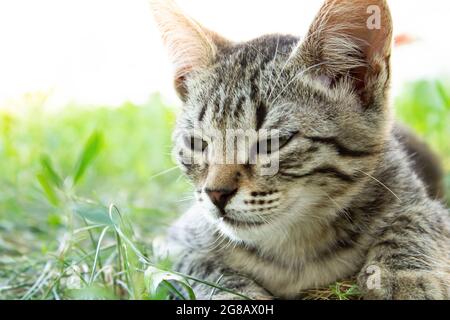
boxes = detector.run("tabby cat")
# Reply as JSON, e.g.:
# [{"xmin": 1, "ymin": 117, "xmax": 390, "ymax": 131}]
[{"xmin": 150, "ymin": 0, "xmax": 450, "ymax": 299}]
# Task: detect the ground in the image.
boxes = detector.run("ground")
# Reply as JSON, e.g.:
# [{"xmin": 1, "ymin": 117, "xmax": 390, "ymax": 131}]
[{"xmin": 1, "ymin": 79, "xmax": 449, "ymax": 300}]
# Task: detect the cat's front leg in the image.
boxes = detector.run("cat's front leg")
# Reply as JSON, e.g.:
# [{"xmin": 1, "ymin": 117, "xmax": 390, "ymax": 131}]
[
  {"xmin": 357, "ymin": 208, "xmax": 450, "ymax": 300},
  {"xmin": 359, "ymin": 267, "xmax": 450, "ymax": 300},
  {"xmin": 207, "ymin": 275, "xmax": 273, "ymax": 300},
  {"xmin": 174, "ymin": 254, "xmax": 271, "ymax": 300}
]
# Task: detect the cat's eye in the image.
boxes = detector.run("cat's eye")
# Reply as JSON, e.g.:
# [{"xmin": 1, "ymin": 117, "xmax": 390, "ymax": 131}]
[
  {"xmin": 253, "ymin": 132, "xmax": 298, "ymax": 155},
  {"xmin": 183, "ymin": 135, "xmax": 208, "ymax": 152}
]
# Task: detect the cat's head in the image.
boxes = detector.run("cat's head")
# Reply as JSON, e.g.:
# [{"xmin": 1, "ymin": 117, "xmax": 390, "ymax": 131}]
[{"xmin": 151, "ymin": 0, "xmax": 393, "ymax": 242}]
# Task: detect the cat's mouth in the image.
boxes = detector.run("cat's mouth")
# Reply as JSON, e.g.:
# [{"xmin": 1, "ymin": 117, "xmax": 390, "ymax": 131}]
[
  {"xmin": 220, "ymin": 216, "xmax": 267, "ymax": 228},
  {"xmin": 215, "ymin": 213, "xmax": 277, "ymax": 229}
]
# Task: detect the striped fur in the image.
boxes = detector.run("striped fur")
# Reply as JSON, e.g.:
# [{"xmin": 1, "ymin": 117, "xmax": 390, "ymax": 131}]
[{"xmin": 152, "ymin": 0, "xmax": 450, "ymax": 299}]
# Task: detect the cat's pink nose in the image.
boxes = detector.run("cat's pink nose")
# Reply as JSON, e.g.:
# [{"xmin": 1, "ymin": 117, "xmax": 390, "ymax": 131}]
[{"xmin": 205, "ymin": 188, "xmax": 238, "ymax": 212}]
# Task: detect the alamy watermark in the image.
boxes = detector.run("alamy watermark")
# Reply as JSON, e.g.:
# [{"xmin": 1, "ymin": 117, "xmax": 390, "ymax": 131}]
[
  {"xmin": 175, "ymin": 128, "xmax": 282, "ymax": 176},
  {"xmin": 365, "ymin": 265, "xmax": 382, "ymax": 290},
  {"xmin": 367, "ymin": 5, "xmax": 382, "ymax": 30}
]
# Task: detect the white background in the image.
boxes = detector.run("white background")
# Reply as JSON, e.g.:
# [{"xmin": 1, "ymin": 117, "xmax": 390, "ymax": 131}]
[{"xmin": 0, "ymin": 0, "xmax": 449, "ymax": 111}]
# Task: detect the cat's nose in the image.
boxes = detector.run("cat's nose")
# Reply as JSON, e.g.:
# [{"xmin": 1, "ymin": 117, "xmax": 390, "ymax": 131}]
[{"xmin": 205, "ymin": 188, "xmax": 238, "ymax": 211}]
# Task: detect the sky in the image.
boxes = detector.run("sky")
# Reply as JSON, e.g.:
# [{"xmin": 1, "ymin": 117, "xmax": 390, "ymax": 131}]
[{"xmin": 0, "ymin": 0, "xmax": 449, "ymax": 111}]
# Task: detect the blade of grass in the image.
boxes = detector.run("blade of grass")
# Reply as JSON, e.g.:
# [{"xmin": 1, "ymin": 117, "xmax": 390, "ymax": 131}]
[
  {"xmin": 21, "ymin": 261, "xmax": 53, "ymax": 300},
  {"xmin": 88, "ymin": 226, "xmax": 109, "ymax": 285},
  {"xmin": 37, "ymin": 173, "xmax": 60, "ymax": 206},
  {"xmin": 162, "ymin": 280, "xmax": 187, "ymax": 300},
  {"xmin": 73, "ymin": 131, "xmax": 103, "ymax": 185},
  {"xmin": 40, "ymin": 155, "xmax": 63, "ymax": 188}
]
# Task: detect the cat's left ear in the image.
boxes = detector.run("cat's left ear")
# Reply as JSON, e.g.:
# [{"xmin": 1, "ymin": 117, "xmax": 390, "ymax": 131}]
[
  {"xmin": 293, "ymin": 0, "xmax": 393, "ymax": 108},
  {"xmin": 150, "ymin": 0, "xmax": 231, "ymax": 101}
]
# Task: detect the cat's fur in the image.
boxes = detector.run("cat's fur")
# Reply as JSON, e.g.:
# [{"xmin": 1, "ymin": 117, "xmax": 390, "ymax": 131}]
[{"xmin": 150, "ymin": 0, "xmax": 450, "ymax": 299}]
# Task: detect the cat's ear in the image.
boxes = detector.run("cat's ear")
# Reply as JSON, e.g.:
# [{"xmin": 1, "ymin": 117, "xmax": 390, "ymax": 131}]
[
  {"xmin": 294, "ymin": 0, "xmax": 393, "ymax": 106},
  {"xmin": 150, "ymin": 0, "xmax": 230, "ymax": 101}
]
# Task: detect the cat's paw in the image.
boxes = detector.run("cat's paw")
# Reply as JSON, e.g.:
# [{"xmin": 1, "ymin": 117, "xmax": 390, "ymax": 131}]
[{"xmin": 358, "ymin": 268, "xmax": 450, "ymax": 300}]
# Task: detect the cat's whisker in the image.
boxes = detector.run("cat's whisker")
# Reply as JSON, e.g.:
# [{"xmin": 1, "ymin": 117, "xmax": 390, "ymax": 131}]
[
  {"xmin": 251, "ymin": 211, "xmax": 272, "ymax": 225},
  {"xmin": 147, "ymin": 166, "xmax": 179, "ymax": 181},
  {"xmin": 270, "ymin": 61, "xmax": 328, "ymax": 105},
  {"xmin": 267, "ymin": 56, "xmax": 290, "ymax": 102},
  {"xmin": 175, "ymin": 174, "xmax": 185, "ymax": 184},
  {"xmin": 265, "ymin": 35, "xmax": 280, "ymax": 97},
  {"xmin": 321, "ymin": 191, "xmax": 353, "ymax": 223},
  {"xmin": 354, "ymin": 169, "xmax": 401, "ymax": 201},
  {"xmin": 176, "ymin": 196, "xmax": 194, "ymax": 203},
  {"xmin": 207, "ymin": 232, "xmax": 229, "ymax": 252}
]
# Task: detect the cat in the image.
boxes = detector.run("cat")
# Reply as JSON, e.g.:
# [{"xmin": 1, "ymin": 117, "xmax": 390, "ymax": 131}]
[{"xmin": 150, "ymin": 0, "xmax": 450, "ymax": 299}]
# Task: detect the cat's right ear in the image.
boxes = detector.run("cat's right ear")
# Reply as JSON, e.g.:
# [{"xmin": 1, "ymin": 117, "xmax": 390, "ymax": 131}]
[{"xmin": 150, "ymin": 0, "xmax": 230, "ymax": 101}]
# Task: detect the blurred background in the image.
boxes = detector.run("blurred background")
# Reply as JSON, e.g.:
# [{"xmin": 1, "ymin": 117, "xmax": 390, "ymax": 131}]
[{"xmin": 0, "ymin": 0, "xmax": 449, "ymax": 300}]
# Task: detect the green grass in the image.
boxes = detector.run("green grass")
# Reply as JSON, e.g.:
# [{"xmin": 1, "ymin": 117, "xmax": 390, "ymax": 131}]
[
  {"xmin": 0, "ymin": 78, "xmax": 449, "ymax": 300},
  {"xmin": 395, "ymin": 78, "xmax": 450, "ymax": 170},
  {"xmin": 0, "ymin": 94, "xmax": 192, "ymax": 299},
  {"xmin": 395, "ymin": 78, "xmax": 450, "ymax": 204}
]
